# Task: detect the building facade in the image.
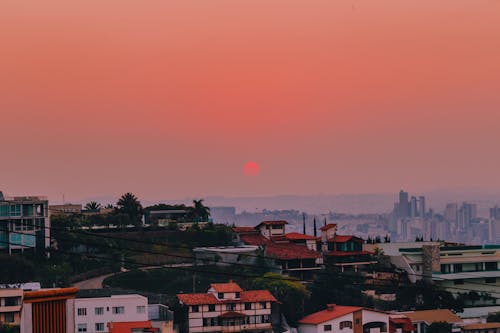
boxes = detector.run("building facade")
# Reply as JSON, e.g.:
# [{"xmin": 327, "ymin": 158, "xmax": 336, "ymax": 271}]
[
  {"xmin": 177, "ymin": 281, "xmax": 277, "ymax": 333},
  {"xmin": 0, "ymin": 288, "xmax": 23, "ymax": 328}
]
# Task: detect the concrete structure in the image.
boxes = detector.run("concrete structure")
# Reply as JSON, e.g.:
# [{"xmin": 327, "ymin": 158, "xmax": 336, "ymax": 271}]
[
  {"xmin": 0, "ymin": 288, "xmax": 23, "ymax": 328},
  {"xmin": 0, "ymin": 192, "xmax": 50, "ymax": 254},
  {"xmin": 20, "ymin": 287, "xmax": 78, "ymax": 333},
  {"xmin": 462, "ymin": 322, "xmax": 500, "ymax": 333},
  {"xmin": 177, "ymin": 281, "xmax": 277, "ymax": 333},
  {"xmin": 74, "ymin": 294, "xmax": 149, "ymax": 333},
  {"xmin": 49, "ymin": 204, "xmax": 83, "ymax": 215},
  {"xmin": 297, "ymin": 304, "xmax": 391, "ymax": 333}
]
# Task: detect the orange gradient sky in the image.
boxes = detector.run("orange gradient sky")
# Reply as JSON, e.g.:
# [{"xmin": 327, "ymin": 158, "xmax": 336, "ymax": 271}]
[{"xmin": 1, "ymin": 0, "xmax": 500, "ymax": 202}]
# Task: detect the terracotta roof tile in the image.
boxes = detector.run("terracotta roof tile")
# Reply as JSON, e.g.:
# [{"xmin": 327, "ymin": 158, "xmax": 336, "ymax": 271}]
[
  {"xmin": 23, "ymin": 288, "xmax": 78, "ymax": 302},
  {"xmin": 108, "ymin": 321, "xmax": 158, "ymax": 333},
  {"xmin": 266, "ymin": 243, "xmax": 321, "ymax": 260},
  {"xmin": 463, "ymin": 323, "xmax": 500, "ymax": 330},
  {"xmin": 298, "ymin": 305, "xmax": 362, "ymax": 325},
  {"xmin": 285, "ymin": 233, "xmax": 319, "ymax": 241},
  {"xmin": 320, "ymin": 224, "xmax": 337, "ymax": 232},
  {"xmin": 210, "ymin": 282, "xmax": 243, "ymax": 293},
  {"xmin": 232, "ymin": 227, "xmax": 256, "ymax": 233},
  {"xmin": 404, "ymin": 309, "xmax": 462, "ymax": 325},
  {"xmin": 177, "ymin": 293, "xmax": 219, "ymax": 305},
  {"xmin": 240, "ymin": 290, "xmax": 278, "ymax": 303},
  {"xmin": 240, "ymin": 233, "xmax": 270, "ymax": 246}
]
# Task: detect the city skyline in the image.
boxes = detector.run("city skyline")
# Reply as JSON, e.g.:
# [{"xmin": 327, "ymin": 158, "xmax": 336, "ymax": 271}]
[{"xmin": 1, "ymin": 0, "xmax": 500, "ymax": 201}]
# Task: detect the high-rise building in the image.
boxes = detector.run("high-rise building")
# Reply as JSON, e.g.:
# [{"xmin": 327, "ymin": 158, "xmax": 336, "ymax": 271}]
[
  {"xmin": 444, "ymin": 203, "xmax": 458, "ymax": 224},
  {"xmin": 410, "ymin": 196, "xmax": 418, "ymax": 218},
  {"xmin": 458, "ymin": 202, "xmax": 477, "ymax": 231},
  {"xmin": 491, "ymin": 206, "xmax": 500, "ymax": 220},
  {"xmin": 399, "ymin": 190, "xmax": 409, "ymax": 218},
  {"xmin": 419, "ymin": 196, "xmax": 426, "ymax": 218},
  {"xmin": 0, "ymin": 191, "xmax": 50, "ymax": 254}
]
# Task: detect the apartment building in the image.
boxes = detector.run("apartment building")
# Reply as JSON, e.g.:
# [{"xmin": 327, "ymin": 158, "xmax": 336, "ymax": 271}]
[
  {"xmin": 0, "ymin": 192, "xmax": 50, "ymax": 254},
  {"xmin": 74, "ymin": 294, "xmax": 149, "ymax": 333},
  {"xmin": 297, "ymin": 304, "xmax": 391, "ymax": 333},
  {"xmin": 177, "ymin": 281, "xmax": 277, "ymax": 333},
  {"xmin": 0, "ymin": 288, "xmax": 23, "ymax": 328}
]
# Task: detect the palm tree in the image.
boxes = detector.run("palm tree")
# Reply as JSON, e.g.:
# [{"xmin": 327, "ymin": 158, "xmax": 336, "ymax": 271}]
[
  {"xmin": 116, "ymin": 193, "xmax": 143, "ymax": 227},
  {"xmin": 192, "ymin": 199, "xmax": 210, "ymax": 222},
  {"xmin": 84, "ymin": 201, "xmax": 101, "ymax": 212}
]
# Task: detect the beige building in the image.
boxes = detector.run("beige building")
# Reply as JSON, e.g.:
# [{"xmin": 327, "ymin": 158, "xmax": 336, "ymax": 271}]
[{"xmin": 0, "ymin": 288, "xmax": 23, "ymax": 328}]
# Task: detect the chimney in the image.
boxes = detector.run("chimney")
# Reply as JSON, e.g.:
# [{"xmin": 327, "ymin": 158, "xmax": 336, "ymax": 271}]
[{"xmin": 327, "ymin": 304, "xmax": 336, "ymax": 311}]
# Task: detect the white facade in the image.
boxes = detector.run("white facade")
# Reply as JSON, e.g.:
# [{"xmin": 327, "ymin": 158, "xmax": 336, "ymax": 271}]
[
  {"xmin": 74, "ymin": 294, "xmax": 148, "ymax": 333},
  {"xmin": 299, "ymin": 308, "xmax": 390, "ymax": 333}
]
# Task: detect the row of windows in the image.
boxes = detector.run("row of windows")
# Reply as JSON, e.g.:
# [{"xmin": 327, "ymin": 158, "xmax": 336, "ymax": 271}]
[
  {"xmin": 202, "ymin": 315, "xmax": 271, "ymax": 327},
  {"xmin": 441, "ymin": 262, "xmax": 499, "ymax": 274},
  {"xmin": 77, "ymin": 323, "xmax": 105, "ymax": 332},
  {"xmin": 0, "ymin": 204, "xmax": 45, "ymax": 217},
  {"xmin": 77, "ymin": 305, "xmax": 144, "ymax": 316},
  {"xmin": 192, "ymin": 302, "xmax": 267, "ymax": 312},
  {"xmin": 324, "ymin": 320, "xmax": 365, "ymax": 331}
]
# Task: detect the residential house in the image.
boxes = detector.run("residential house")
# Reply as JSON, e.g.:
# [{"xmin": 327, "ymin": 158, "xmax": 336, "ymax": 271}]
[
  {"xmin": 403, "ymin": 309, "xmax": 462, "ymax": 333},
  {"xmin": 462, "ymin": 323, "xmax": 500, "ymax": 333},
  {"xmin": 177, "ymin": 281, "xmax": 277, "ymax": 333},
  {"xmin": 297, "ymin": 304, "xmax": 390, "ymax": 333}
]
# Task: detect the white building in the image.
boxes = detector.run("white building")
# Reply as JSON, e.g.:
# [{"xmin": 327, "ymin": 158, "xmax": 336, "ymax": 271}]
[
  {"xmin": 297, "ymin": 304, "xmax": 390, "ymax": 333},
  {"xmin": 177, "ymin": 281, "xmax": 277, "ymax": 333},
  {"xmin": 74, "ymin": 294, "xmax": 149, "ymax": 333}
]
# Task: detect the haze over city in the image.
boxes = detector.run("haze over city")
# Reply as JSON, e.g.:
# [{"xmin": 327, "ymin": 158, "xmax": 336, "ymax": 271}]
[{"xmin": 2, "ymin": 0, "xmax": 500, "ymax": 202}]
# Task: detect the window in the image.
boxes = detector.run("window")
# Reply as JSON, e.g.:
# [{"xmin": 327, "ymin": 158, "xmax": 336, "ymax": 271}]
[
  {"xmin": 245, "ymin": 303, "xmax": 252, "ymax": 310},
  {"xmin": 77, "ymin": 308, "xmax": 87, "ymax": 316},
  {"xmin": 192, "ymin": 305, "xmax": 199, "ymax": 313},
  {"xmin": 218, "ymin": 292, "xmax": 224, "ymax": 299},
  {"xmin": 260, "ymin": 302, "xmax": 267, "ymax": 309},
  {"xmin": 226, "ymin": 303, "xmax": 236, "ymax": 311},
  {"xmin": 4, "ymin": 312, "xmax": 15, "ymax": 323},
  {"xmin": 95, "ymin": 323, "xmax": 105, "ymax": 332},
  {"xmin": 340, "ymin": 321, "xmax": 353, "ymax": 329},
  {"xmin": 112, "ymin": 306, "xmax": 125, "ymax": 314},
  {"xmin": 355, "ymin": 319, "xmax": 361, "ymax": 325},
  {"xmin": 95, "ymin": 307, "xmax": 104, "ymax": 315},
  {"xmin": 77, "ymin": 324, "xmax": 87, "ymax": 332},
  {"xmin": 137, "ymin": 306, "xmax": 146, "ymax": 314},
  {"xmin": 5, "ymin": 297, "xmax": 20, "ymax": 306},
  {"xmin": 486, "ymin": 277, "xmax": 497, "ymax": 284},
  {"xmin": 208, "ymin": 304, "xmax": 216, "ymax": 312},
  {"xmin": 235, "ymin": 292, "xmax": 241, "ymax": 298},
  {"xmin": 486, "ymin": 262, "xmax": 498, "ymax": 271},
  {"xmin": 324, "ymin": 325, "xmax": 332, "ymax": 331},
  {"xmin": 271, "ymin": 225, "xmax": 282, "ymax": 229}
]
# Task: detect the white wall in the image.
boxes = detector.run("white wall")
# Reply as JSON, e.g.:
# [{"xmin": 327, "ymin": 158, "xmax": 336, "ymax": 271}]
[{"xmin": 74, "ymin": 294, "xmax": 148, "ymax": 332}]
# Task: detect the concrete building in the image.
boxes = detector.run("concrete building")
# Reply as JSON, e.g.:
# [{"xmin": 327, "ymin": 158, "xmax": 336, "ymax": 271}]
[
  {"xmin": 0, "ymin": 192, "xmax": 50, "ymax": 254},
  {"xmin": 20, "ymin": 287, "xmax": 78, "ymax": 333},
  {"xmin": 297, "ymin": 304, "xmax": 391, "ymax": 333},
  {"xmin": 399, "ymin": 191, "xmax": 409, "ymax": 219},
  {"xmin": 0, "ymin": 288, "xmax": 23, "ymax": 328},
  {"xmin": 462, "ymin": 322, "xmax": 500, "ymax": 333},
  {"xmin": 177, "ymin": 281, "xmax": 277, "ymax": 333},
  {"xmin": 49, "ymin": 204, "xmax": 83, "ymax": 215},
  {"xmin": 74, "ymin": 294, "xmax": 149, "ymax": 333}
]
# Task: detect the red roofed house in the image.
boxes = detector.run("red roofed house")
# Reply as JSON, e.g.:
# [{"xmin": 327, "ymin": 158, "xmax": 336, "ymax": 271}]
[
  {"xmin": 298, "ymin": 304, "xmax": 390, "ymax": 333},
  {"xmin": 177, "ymin": 281, "xmax": 277, "ymax": 333},
  {"xmin": 233, "ymin": 221, "xmax": 323, "ymax": 280},
  {"xmin": 108, "ymin": 320, "xmax": 159, "ymax": 333}
]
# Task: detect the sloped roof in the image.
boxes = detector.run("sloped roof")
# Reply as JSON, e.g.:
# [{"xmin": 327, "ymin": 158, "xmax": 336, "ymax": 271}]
[
  {"xmin": 108, "ymin": 321, "xmax": 158, "ymax": 333},
  {"xmin": 240, "ymin": 233, "xmax": 270, "ymax": 246},
  {"xmin": 210, "ymin": 282, "xmax": 243, "ymax": 293},
  {"xmin": 256, "ymin": 220, "xmax": 288, "ymax": 228},
  {"xmin": 240, "ymin": 290, "xmax": 278, "ymax": 303},
  {"xmin": 404, "ymin": 309, "xmax": 462, "ymax": 325},
  {"xmin": 285, "ymin": 233, "xmax": 319, "ymax": 241},
  {"xmin": 328, "ymin": 235, "xmax": 364, "ymax": 243},
  {"xmin": 463, "ymin": 323, "xmax": 500, "ymax": 330},
  {"xmin": 266, "ymin": 243, "xmax": 322, "ymax": 260},
  {"xmin": 177, "ymin": 293, "xmax": 219, "ymax": 305},
  {"xmin": 177, "ymin": 290, "xmax": 277, "ymax": 305},
  {"xmin": 390, "ymin": 317, "xmax": 413, "ymax": 332},
  {"xmin": 24, "ymin": 288, "xmax": 78, "ymax": 303},
  {"xmin": 232, "ymin": 226, "xmax": 256, "ymax": 233},
  {"xmin": 320, "ymin": 224, "xmax": 337, "ymax": 232},
  {"xmin": 298, "ymin": 305, "xmax": 362, "ymax": 325}
]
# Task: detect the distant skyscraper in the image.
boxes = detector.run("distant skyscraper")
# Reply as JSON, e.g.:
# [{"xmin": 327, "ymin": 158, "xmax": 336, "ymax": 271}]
[
  {"xmin": 419, "ymin": 196, "xmax": 426, "ymax": 218},
  {"xmin": 458, "ymin": 202, "xmax": 477, "ymax": 231},
  {"xmin": 444, "ymin": 203, "xmax": 458, "ymax": 223},
  {"xmin": 410, "ymin": 196, "xmax": 418, "ymax": 218},
  {"xmin": 491, "ymin": 206, "xmax": 500, "ymax": 220},
  {"xmin": 399, "ymin": 190, "xmax": 409, "ymax": 218}
]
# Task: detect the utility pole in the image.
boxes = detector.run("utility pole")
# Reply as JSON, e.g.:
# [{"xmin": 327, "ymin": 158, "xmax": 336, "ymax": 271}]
[{"xmin": 302, "ymin": 213, "xmax": 306, "ymax": 234}]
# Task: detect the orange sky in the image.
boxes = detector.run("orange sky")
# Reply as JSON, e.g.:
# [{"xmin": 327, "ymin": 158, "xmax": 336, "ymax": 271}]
[{"xmin": 1, "ymin": 0, "xmax": 500, "ymax": 202}]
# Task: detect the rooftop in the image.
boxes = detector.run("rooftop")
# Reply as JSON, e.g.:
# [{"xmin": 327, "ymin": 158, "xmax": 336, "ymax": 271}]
[
  {"xmin": 256, "ymin": 220, "xmax": 288, "ymax": 228},
  {"xmin": 178, "ymin": 290, "xmax": 277, "ymax": 305},
  {"xmin": 285, "ymin": 233, "xmax": 319, "ymax": 241},
  {"xmin": 298, "ymin": 305, "xmax": 362, "ymax": 325},
  {"xmin": 320, "ymin": 224, "xmax": 337, "ymax": 232},
  {"xmin": 210, "ymin": 282, "xmax": 243, "ymax": 293},
  {"xmin": 108, "ymin": 321, "xmax": 158, "ymax": 333},
  {"xmin": 403, "ymin": 309, "xmax": 462, "ymax": 325},
  {"xmin": 463, "ymin": 323, "xmax": 500, "ymax": 330}
]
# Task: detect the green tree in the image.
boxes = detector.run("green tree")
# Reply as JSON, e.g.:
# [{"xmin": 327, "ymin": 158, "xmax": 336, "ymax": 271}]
[
  {"xmin": 116, "ymin": 193, "xmax": 143, "ymax": 227},
  {"xmin": 0, "ymin": 255, "xmax": 35, "ymax": 283},
  {"xmin": 252, "ymin": 272, "xmax": 309, "ymax": 326},
  {"xmin": 427, "ymin": 322, "xmax": 452, "ymax": 333},
  {"xmin": 191, "ymin": 199, "xmax": 210, "ymax": 222},
  {"xmin": 84, "ymin": 201, "xmax": 102, "ymax": 211},
  {"xmin": 487, "ymin": 312, "xmax": 500, "ymax": 322}
]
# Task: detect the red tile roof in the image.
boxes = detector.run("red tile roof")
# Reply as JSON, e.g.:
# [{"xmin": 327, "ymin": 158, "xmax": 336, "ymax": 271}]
[
  {"xmin": 240, "ymin": 233, "xmax": 270, "ymax": 246},
  {"xmin": 390, "ymin": 317, "xmax": 414, "ymax": 332},
  {"xmin": 232, "ymin": 226, "xmax": 256, "ymax": 233},
  {"xmin": 256, "ymin": 220, "xmax": 288, "ymax": 228},
  {"xmin": 108, "ymin": 321, "xmax": 158, "ymax": 333},
  {"xmin": 266, "ymin": 243, "xmax": 321, "ymax": 260},
  {"xmin": 270, "ymin": 235, "xmax": 289, "ymax": 243},
  {"xmin": 285, "ymin": 233, "xmax": 319, "ymax": 241},
  {"xmin": 328, "ymin": 235, "xmax": 364, "ymax": 243},
  {"xmin": 240, "ymin": 290, "xmax": 278, "ymax": 303},
  {"xmin": 320, "ymin": 224, "xmax": 337, "ymax": 231},
  {"xmin": 219, "ymin": 311, "xmax": 246, "ymax": 318},
  {"xmin": 177, "ymin": 293, "xmax": 219, "ymax": 305},
  {"xmin": 23, "ymin": 288, "xmax": 79, "ymax": 303},
  {"xmin": 178, "ymin": 290, "xmax": 277, "ymax": 305},
  {"xmin": 298, "ymin": 305, "xmax": 362, "ymax": 325},
  {"xmin": 210, "ymin": 282, "xmax": 243, "ymax": 293}
]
